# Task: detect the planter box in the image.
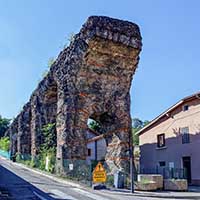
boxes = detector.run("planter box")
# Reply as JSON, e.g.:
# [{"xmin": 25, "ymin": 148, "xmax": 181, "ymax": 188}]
[
  {"xmin": 135, "ymin": 181, "xmax": 157, "ymax": 191},
  {"xmin": 138, "ymin": 174, "xmax": 163, "ymax": 190},
  {"xmin": 164, "ymin": 179, "xmax": 188, "ymax": 191}
]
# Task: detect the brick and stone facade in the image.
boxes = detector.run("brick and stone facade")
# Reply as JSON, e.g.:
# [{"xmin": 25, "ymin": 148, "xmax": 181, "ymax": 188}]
[{"xmin": 6, "ymin": 16, "xmax": 142, "ymax": 174}]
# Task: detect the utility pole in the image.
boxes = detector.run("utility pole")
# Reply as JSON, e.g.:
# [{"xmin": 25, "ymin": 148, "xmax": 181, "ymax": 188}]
[{"xmin": 130, "ymin": 129, "xmax": 134, "ymax": 193}]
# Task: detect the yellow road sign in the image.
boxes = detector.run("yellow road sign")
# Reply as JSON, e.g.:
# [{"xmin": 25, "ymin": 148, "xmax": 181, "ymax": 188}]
[{"xmin": 93, "ymin": 162, "xmax": 107, "ymax": 183}]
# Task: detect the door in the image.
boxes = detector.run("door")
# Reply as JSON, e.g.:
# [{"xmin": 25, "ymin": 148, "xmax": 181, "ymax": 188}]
[{"xmin": 182, "ymin": 156, "xmax": 191, "ymax": 183}]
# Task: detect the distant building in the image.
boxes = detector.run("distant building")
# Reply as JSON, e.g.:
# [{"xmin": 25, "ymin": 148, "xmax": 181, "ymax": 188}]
[
  {"xmin": 86, "ymin": 128, "xmax": 107, "ymax": 163},
  {"xmin": 138, "ymin": 92, "xmax": 200, "ymax": 185}
]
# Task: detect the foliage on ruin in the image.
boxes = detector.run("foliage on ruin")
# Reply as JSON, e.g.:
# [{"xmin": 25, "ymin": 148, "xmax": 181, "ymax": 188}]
[{"xmin": 38, "ymin": 123, "xmax": 57, "ymax": 172}]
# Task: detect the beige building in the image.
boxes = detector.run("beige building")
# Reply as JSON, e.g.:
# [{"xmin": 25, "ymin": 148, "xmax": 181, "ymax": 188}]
[
  {"xmin": 138, "ymin": 92, "xmax": 200, "ymax": 185},
  {"xmin": 86, "ymin": 128, "xmax": 107, "ymax": 163}
]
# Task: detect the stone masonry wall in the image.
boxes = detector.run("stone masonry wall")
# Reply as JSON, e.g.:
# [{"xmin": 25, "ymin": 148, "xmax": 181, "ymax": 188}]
[{"xmin": 6, "ymin": 16, "xmax": 142, "ymax": 174}]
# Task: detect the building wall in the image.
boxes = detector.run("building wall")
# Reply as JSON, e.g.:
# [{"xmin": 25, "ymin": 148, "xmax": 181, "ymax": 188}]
[
  {"xmin": 96, "ymin": 139, "xmax": 107, "ymax": 160},
  {"xmin": 86, "ymin": 138, "xmax": 107, "ymax": 162},
  {"xmin": 86, "ymin": 142, "xmax": 96, "ymax": 162},
  {"xmin": 139, "ymin": 98, "xmax": 200, "ymax": 184}
]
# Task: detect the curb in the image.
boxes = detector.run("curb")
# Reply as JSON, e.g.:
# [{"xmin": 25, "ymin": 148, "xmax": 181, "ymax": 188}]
[
  {"xmin": 133, "ymin": 193, "xmax": 200, "ymax": 199},
  {"xmin": 105, "ymin": 189, "xmax": 200, "ymax": 199}
]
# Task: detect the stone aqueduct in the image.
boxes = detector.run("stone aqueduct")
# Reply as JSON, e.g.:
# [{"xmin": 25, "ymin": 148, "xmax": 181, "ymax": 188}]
[{"xmin": 6, "ymin": 16, "xmax": 142, "ymax": 173}]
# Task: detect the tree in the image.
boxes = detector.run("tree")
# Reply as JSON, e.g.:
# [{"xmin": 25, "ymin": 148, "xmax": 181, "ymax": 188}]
[
  {"xmin": 36, "ymin": 123, "xmax": 57, "ymax": 172},
  {"xmin": 143, "ymin": 120, "xmax": 150, "ymax": 127},
  {"xmin": 132, "ymin": 118, "xmax": 143, "ymax": 129},
  {"xmin": 0, "ymin": 116, "xmax": 10, "ymax": 138},
  {"xmin": 132, "ymin": 118, "xmax": 150, "ymax": 145},
  {"xmin": 0, "ymin": 137, "xmax": 10, "ymax": 151},
  {"xmin": 40, "ymin": 123, "xmax": 57, "ymax": 152},
  {"xmin": 88, "ymin": 119, "xmax": 101, "ymax": 133}
]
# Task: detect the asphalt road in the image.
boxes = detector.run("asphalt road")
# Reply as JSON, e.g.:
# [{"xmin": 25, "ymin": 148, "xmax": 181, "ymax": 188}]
[{"xmin": 0, "ymin": 157, "xmax": 187, "ymax": 200}]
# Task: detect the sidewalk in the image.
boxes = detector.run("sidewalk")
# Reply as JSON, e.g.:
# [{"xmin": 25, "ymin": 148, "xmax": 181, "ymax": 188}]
[
  {"xmin": 1, "ymin": 156, "xmax": 200, "ymax": 199},
  {"xmin": 105, "ymin": 186, "xmax": 200, "ymax": 199}
]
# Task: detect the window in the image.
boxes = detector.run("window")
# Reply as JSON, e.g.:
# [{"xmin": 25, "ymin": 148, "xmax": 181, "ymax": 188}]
[
  {"xmin": 183, "ymin": 105, "xmax": 189, "ymax": 111},
  {"xmin": 157, "ymin": 133, "xmax": 165, "ymax": 148},
  {"xmin": 87, "ymin": 148, "xmax": 91, "ymax": 156},
  {"xmin": 181, "ymin": 127, "xmax": 190, "ymax": 144},
  {"xmin": 159, "ymin": 161, "xmax": 166, "ymax": 167}
]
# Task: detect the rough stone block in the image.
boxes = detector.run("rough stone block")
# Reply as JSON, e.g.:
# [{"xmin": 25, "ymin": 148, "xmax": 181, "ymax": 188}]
[
  {"xmin": 138, "ymin": 174, "xmax": 163, "ymax": 190},
  {"xmin": 164, "ymin": 179, "xmax": 188, "ymax": 191},
  {"xmin": 135, "ymin": 181, "xmax": 158, "ymax": 191}
]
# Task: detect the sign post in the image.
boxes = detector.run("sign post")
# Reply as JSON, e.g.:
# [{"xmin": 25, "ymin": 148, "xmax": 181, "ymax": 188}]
[{"xmin": 130, "ymin": 127, "xmax": 135, "ymax": 193}]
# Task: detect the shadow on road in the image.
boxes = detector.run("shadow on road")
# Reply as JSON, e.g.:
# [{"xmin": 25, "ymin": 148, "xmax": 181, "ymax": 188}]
[{"xmin": 0, "ymin": 164, "xmax": 66, "ymax": 200}]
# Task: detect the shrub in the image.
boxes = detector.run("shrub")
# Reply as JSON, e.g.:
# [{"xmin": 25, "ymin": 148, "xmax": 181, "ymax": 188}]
[
  {"xmin": 106, "ymin": 175, "xmax": 114, "ymax": 186},
  {"xmin": 15, "ymin": 153, "xmax": 22, "ymax": 162},
  {"xmin": 0, "ymin": 137, "xmax": 10, "ymax": 151},
  {"xmin": 37, "ymin": 123, "xmax": 57, "ymax": 173}
]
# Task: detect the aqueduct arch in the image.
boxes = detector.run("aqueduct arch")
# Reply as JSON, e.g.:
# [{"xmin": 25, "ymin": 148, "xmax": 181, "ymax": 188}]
[{"xmin": 7, "ymin": 16, "xmax": 142, "ymax": 174}]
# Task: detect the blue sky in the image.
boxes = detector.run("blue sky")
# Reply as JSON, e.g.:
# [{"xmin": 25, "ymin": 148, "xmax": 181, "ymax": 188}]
[{"xmin": 0, "ymin": 0, "xmax": 199, "ymax": 121}]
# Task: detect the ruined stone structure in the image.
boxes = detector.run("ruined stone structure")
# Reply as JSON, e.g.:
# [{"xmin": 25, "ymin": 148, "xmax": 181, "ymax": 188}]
[{"xmin": 6, "ymin": 16, "xmax": 142, "ymax": 174}]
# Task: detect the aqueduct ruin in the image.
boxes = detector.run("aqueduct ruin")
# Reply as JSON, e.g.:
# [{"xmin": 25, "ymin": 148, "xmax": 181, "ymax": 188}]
[{"xmin": 6, "ymin": 16, "xmax": 142, "ymax": 174}]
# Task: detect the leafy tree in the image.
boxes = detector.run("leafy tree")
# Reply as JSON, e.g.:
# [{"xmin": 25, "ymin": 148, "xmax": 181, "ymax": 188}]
[
  {"xmin": 143, "ymin": 120, "xmax": 150, "ymax": 127},
  {"xmin": 0, "ymin": 116, "xmax": 10, "ymax": 138},
  {"xmin": 0, "ymin": 137, "xmax": 10, "ymax": 151},
  {"xmin": 132, "ymin": 118, "xmax": 150, "ymax": 145},
  {"xmin": 132, "ymin": 129, "xmax": 140, "ymax": 146},
  {"xmin": 37, "ymin": 123, "xmax": 57, "ymax": 172},
  {"xmin": 88, "ymin": 119, "xmax": 101, "ymax": 133},
  {"xmin": 132, "ymin": 118, "xmax": 143, "ymax": 129},
  {"xmin": 40, "ymin": 123, "xmax": 57, "ymax": 152}
]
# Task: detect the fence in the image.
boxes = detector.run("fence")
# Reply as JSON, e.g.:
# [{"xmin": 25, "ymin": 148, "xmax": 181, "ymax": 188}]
[
  {"xmin": 0, "ymin": 149, "xmax": 11, "ymax": 159},
  {"xmin": 139, "ymin": 167, "xmax": 187, "ymax": 179},
  {"xmin": 12, "ymin": 153, "xmax": 132, "ymax": 188},
  {"xmin": 55, "ymin": 159, "xmax": 131, "ymax": 188},
  {"xmin": 3, "ymin": 151, "xmax": 188, "ymax": 189}
]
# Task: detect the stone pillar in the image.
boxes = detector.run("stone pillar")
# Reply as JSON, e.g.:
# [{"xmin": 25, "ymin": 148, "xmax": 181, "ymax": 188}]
[
  {"xmin": 17, "ymin": 115, "xmax": 23, "ymax": 155},
  {"xmin": 11, "ymin": 134, "xmax": 17, "ymax": 158},
  {"xmin": 56, "ymin": 84, "xmax": 88, "ymax": 173},
  {"xmin": 105, "ymin": 101, "xmax": 132, "ymax": 174},
  {"xmin": 9, "ymin": 117, "xmax": 19, "ymax": 157},
  {"xmin": 31, "ymin": 95, "xmax": 43, "ymax": 157},
  {"xmin": 17, "ymin": 103, "xmax": 31, "ymax": 156},
  {"xmin": 5, "ymin": 127, "xmax": 17, "ymax": 158}
]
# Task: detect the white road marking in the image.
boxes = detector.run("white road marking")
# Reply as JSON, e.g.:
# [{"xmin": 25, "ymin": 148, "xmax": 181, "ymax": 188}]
[
  {"xmin": 33, "ymin": 191, "xmax": 48, "ymax": 200},
  {"xmin": 50, "ymin": 189, "xmax": 78, "ymax": 200},
  {"xmin": 72, "ymin": 188, "xmax": 110, "ymax": 200}
]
